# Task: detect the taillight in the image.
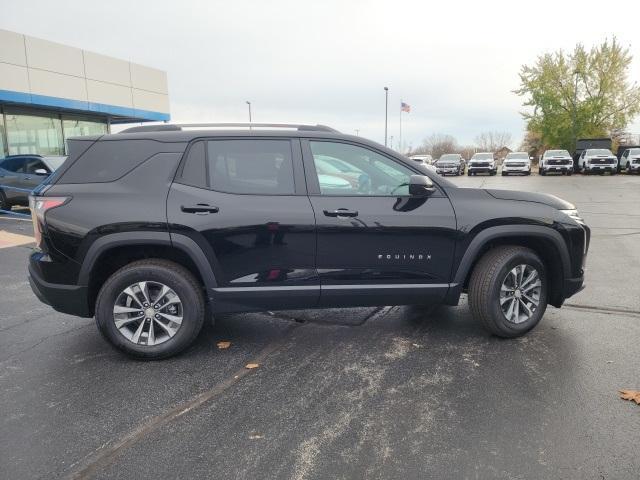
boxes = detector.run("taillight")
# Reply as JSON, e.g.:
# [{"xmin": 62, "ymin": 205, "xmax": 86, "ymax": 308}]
[{"xmin": 29, "ymin": 196, "xmax": 70, "ymax": 248}]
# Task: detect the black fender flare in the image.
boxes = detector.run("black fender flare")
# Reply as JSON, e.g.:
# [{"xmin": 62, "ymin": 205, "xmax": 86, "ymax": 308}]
[
  {"xmin": 77, "ymin": 231, "xmax": 217, "ymax": 290},
  {"xmin": 444, "ymin": 225, "xmax": 570, "ymax": 305}
]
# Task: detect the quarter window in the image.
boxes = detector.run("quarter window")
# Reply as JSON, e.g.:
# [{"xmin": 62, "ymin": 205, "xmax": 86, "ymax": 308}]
[
  {"xmin": 179, "ymin": 141, "xmax": 207, "ymax": 188},
  {"xmin": 309, "ymin": 141, "xmax": 413, "ymax": 196},
  {"xmin": 207, "ymin": 140, "xmax": 294, "ymax": 195}
]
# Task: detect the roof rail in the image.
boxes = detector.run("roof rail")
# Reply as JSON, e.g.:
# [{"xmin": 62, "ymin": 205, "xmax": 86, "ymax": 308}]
[{"xmin": 119, "ymin": 123, "xmax": 339, "ymax": 134}]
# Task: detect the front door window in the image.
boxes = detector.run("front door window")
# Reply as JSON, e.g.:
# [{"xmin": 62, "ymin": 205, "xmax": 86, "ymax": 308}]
[{"xmin": 309, "ymin": 141, "xmax": 413, "ymax": 196}]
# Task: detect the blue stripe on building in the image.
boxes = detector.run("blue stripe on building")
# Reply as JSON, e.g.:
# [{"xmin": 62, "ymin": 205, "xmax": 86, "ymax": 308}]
[{"xmin": 0, "ymin": 89, "xmax": 170, "ymax": 122}]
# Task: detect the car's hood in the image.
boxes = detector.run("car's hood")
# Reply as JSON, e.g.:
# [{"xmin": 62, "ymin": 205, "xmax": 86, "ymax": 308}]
[{"xmin": 485, "ymin": 189, "xmax": 574, "ymax": 210}]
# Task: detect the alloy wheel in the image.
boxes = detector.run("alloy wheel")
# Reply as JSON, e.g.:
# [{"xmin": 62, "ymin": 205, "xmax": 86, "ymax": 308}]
[
  {"xmin": 499, "ymin": 264, "xmax": 541, "ymax": 324},
  {"xmin": 112, "ymin": 281, "xmax": 183, "ymax": 345}
]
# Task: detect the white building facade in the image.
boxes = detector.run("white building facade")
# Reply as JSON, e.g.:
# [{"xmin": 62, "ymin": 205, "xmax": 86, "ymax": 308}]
[{"xmin": 0, "ymin": 29, "xmax": 170, "ymax": 157}]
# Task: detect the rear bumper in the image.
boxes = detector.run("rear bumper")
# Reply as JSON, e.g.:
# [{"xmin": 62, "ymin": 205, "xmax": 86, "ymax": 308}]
[{"xmin": 28, "ymin": 255, "xmax": 91, "ymax": 318}]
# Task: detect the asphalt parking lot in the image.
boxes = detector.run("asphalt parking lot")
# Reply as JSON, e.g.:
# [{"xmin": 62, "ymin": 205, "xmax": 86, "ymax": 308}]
[{"xmin": 1, "ymin": 174, "xmax": 639, "ymax": 480}]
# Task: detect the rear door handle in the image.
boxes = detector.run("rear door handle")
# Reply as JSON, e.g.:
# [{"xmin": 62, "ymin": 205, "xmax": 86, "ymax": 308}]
[
  {"xmin": 181, "ymin": 204, "xmax": 219, "ymax": 214},
  {"xmin": 323, "ymin": 208, "xmax": 358, "ymax": 217}
]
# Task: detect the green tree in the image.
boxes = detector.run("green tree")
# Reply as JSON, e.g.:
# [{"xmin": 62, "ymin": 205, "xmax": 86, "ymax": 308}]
[{"xmin": 516, "ymin": 38, "xmax": 640, "ymax": 151}]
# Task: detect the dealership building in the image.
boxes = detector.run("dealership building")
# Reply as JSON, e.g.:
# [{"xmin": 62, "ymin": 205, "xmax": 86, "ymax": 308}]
[{"xmin": 0, "ymin": 29, "xmax": 170, "ymax": 158}]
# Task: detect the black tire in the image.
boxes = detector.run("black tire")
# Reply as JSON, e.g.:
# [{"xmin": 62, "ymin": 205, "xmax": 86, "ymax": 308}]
[
  {"xmin": 566, "ymin": 171, "xmax": 572, "ymax": 176},
  {"xmin": 539, "ymin": 169, "xmax": 545, "ymax": 176},
  {"xmin": 468, "ymin": 246, "xmax": 548, "ymax": 338},
  {"xmin": 95, "ymin": 259, "xmax": 205, "ymax": 359},
  {"xmin": 0, "ymin": 190, "xmax": 10, "ymax": 212}
]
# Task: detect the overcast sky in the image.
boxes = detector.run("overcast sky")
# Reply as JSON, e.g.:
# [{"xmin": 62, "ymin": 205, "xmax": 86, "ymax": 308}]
[{"xmin": 2, "ymin": 0, "xmax": 640, "ymax": 149}]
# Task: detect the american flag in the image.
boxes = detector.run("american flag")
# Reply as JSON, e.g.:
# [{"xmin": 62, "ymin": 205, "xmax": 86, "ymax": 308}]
[{"xmin": 401, "ymin": 102, "xmax": 411, "ymax": 113}]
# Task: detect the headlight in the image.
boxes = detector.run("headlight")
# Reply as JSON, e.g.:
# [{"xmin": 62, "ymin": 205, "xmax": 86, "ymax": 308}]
[{"xmin": 560, "ymin": 209, "xmax": 584, "ymax": 224}]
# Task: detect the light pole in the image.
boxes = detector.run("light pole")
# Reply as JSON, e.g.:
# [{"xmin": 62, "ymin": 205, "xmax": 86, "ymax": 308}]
[
  {"xmin": 246, "ymin": 101, "xmax": 252, "ymax": 124},
  {"xmin": 384, "ymin": 87, "xmax": 389, "ymax": 146},
  {"xmin": 571, "ymin": 70, "xmax": 580, "ymax": 151},
  {"xmin": 355, "ymin": 129, "xmax": 360, "ymax": 136}
]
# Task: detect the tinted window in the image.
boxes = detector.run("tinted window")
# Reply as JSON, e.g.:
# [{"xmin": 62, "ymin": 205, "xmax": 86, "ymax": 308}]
[
  {"xmin": 310, "ymin": 141, "xmax": 414, "ymax": 196},
  {"xmin": 179, "ymin": 141, "xmax": 207, "ymax": 188},
  {"xmin": 207, "ymin": 140, "xmax": 294, "ymax": 195},
  {"xmin": 59, "ymin": 139, "xmax": 184, "ymax": 183},
  {"xmin": 0, "ymin": 157, "xmax": 26, "ymax": 172},
  {"xmin": 23, "ymin": 158, "xmax": 48, "ymax": 174}
]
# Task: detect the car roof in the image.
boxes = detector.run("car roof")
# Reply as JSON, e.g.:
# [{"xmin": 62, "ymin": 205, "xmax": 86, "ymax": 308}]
[{"xmin": 3, "ymin": 154, "xmax": 43, "ymax": 158}]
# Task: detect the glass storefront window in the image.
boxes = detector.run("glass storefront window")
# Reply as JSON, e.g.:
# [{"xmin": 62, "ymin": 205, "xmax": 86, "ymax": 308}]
[
  {"xmin": 5, "ymin": 111, "xmax": 65, "ymax": 156},
  {"xmin": 62, "ymin": 117, "xmax": 108, "ymax": 139},
  {"xmin": 0, "ymin": 113, "xmax": 6, "ymax": 158}
]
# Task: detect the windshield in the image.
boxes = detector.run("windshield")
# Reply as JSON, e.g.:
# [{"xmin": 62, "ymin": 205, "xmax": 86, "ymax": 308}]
[
  {"xmin": 43, "ymin": 156, "xmax": 67, "ymax": 171},
  {"xmin": 587, "ymin": 149, "xmax": 613, "ymax": 156},
  {"xmin": 544, "ymin": 150, "xmax": 570, "ymax": 158},
  {"xmin": 505, "ymin": 153, "xmax": 528, "ymax": 160},
  {"xmin": 471, "ymin": 153, "xmax": 493, "ymax": 160},
  {"xmin": 439, "ymin": 154, "xmax": 459, "ymax": 161},
  {"xmin": 629, "ymin": 148, "xmax": 640, "ymax": 155}
]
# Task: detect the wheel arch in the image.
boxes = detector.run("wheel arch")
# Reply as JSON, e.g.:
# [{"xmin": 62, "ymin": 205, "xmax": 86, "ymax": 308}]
[
  {"xmin": 446, "ymin": 225, "xmax": 570, "ymax": 307},
  {"xmin": 79, "ymin": 232, "xmax": 217, "ymax": 315}
]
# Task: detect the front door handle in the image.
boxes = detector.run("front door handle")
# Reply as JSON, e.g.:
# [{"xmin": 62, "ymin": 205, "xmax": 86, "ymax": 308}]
[
  {"xmin": 181, "ymin": 204, "xmax": 219, "ymax": 215},
  {"xmin": 323, "ymin": 208, "xmax": 358, "ymax": 218}
]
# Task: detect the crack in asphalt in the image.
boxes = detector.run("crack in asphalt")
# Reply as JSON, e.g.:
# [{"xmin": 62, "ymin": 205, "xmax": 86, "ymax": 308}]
[
  {"xmin": 65, "ymin": 321, "xmax": 303, "ymax": 480},
  {"xmin": 0, "ymin": 323, "xmax": 94, "ymax": 364},
  {"xmin": 563, "ymin": 303, "xmax": 640, "ymax": 317}
]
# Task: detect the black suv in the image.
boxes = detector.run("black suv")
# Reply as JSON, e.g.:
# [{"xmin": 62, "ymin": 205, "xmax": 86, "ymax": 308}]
[{"xmin": 28, "ymin": 124, "xmax": 590, "ymax": 359}]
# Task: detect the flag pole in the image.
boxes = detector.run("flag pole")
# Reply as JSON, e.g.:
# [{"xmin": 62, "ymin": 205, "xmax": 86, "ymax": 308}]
[{"xmin": 399, "ymin": 99, "xmax": 402, "ymax": 154}]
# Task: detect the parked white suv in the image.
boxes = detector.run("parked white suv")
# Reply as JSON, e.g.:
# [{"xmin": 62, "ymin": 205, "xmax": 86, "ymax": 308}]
[
  {"xmin": 539, "ymin": 150, "xmax": 573, "ymax": 176},
  {"xmin": 619, "ymin": 148, "xmax": 640, "ymax": 174},
  {"xmin": 579, "ymin": 149, "xmax": 618, "ymax": 174},
  {"xmin": 501, "ymin": 152, "xmax": 531, "ymax": 176},
  {"xmin": 467, "ymin": 153, "xmax": 496, "ymax": 176}
]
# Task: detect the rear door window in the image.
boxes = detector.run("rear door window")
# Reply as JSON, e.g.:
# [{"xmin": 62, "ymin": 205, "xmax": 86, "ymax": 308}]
[{"xmin": 206, "ymin": 139, "xmax": 294, "ymax": 195}]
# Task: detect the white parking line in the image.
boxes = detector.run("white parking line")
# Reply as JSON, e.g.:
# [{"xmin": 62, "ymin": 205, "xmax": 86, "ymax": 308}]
[{"xmin": 0, "ymin": 230, "xmax": 35, "ymax": 249}]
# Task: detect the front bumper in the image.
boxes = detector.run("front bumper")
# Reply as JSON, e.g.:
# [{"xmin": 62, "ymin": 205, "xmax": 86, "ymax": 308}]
[
  {"xmin": 29, "ymin": 253, "xmax": 91, "ymax": 317},
  {"xmin": 628, "ymin": 163, "xmax": 640, "ymax": 172},
  {"xmin": 436, "ymin": 167, "xmax": 460, "ymax": 175},
  {"xmin": 563, "ymin": 276, "xmax": 585, "ymax": 299},
  {"xmin": 502, "ymin": 167, "xmax": 530, "ymax": 173},
  {"xmin": 543, "ymin": 165, "xmax": 572, "ymax": 172},
  {"xmin": 468, "ymin": 166, "xmax": 496, "ymax": 174},
  {"xmin": 584, "ymin": 164, "xmax": 616, "ymax": 172}
]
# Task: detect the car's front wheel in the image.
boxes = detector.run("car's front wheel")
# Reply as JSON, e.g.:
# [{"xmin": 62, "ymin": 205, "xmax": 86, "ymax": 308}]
[
  {"xmin": 468, "ymin": 246, "xmax": 548, "ymax": 338},
  {"xmin": 95, "ymin": 259, "xmax": 205, "ymax": 359}
]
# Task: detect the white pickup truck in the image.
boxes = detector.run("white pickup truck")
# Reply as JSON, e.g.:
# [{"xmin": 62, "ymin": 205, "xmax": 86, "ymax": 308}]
[{"xmin": 539, "ymin": 150, "xmax": 573, "ymax": 176}]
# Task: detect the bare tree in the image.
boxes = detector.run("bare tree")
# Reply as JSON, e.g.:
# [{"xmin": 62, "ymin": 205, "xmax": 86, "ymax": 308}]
[
  {"xmin": 474, "ymin": 131, "xmax": 513, "ymax": 152},
  {"xmin": 457, "ymin": 145, "xmax": 477, "ymax": 161},
  {"xmin": 421, "ymin": 133, "xmax": 458, "ymax": 159}
]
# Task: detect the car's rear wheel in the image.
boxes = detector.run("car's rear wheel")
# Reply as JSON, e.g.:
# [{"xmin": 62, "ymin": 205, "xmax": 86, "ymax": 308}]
[
  {"xmin": 0, "ymin": 190, "xmax": 10, "ymax": 211},
  {"xmin": 95, "ymin": 259, "xmax": 205, "ymax": 359},
  {"xmin": 468, "ymin": 246, "xmax": 548, "ymax": 338}
]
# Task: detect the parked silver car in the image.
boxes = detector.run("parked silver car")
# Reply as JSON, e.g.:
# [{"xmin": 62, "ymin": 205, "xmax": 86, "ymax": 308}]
[{"xmin": 0, "ymin": 155, "xmax": 66, "ymax": 211}]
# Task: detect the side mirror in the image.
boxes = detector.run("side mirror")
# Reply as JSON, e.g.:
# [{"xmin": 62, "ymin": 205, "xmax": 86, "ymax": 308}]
[
  {"xmin": 409, "ymin": 175, "xmax": 436, "ymax": 197},
  {"xmin": 34, "ymin": 168, "xmax": 49, "ymax": 175}
]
